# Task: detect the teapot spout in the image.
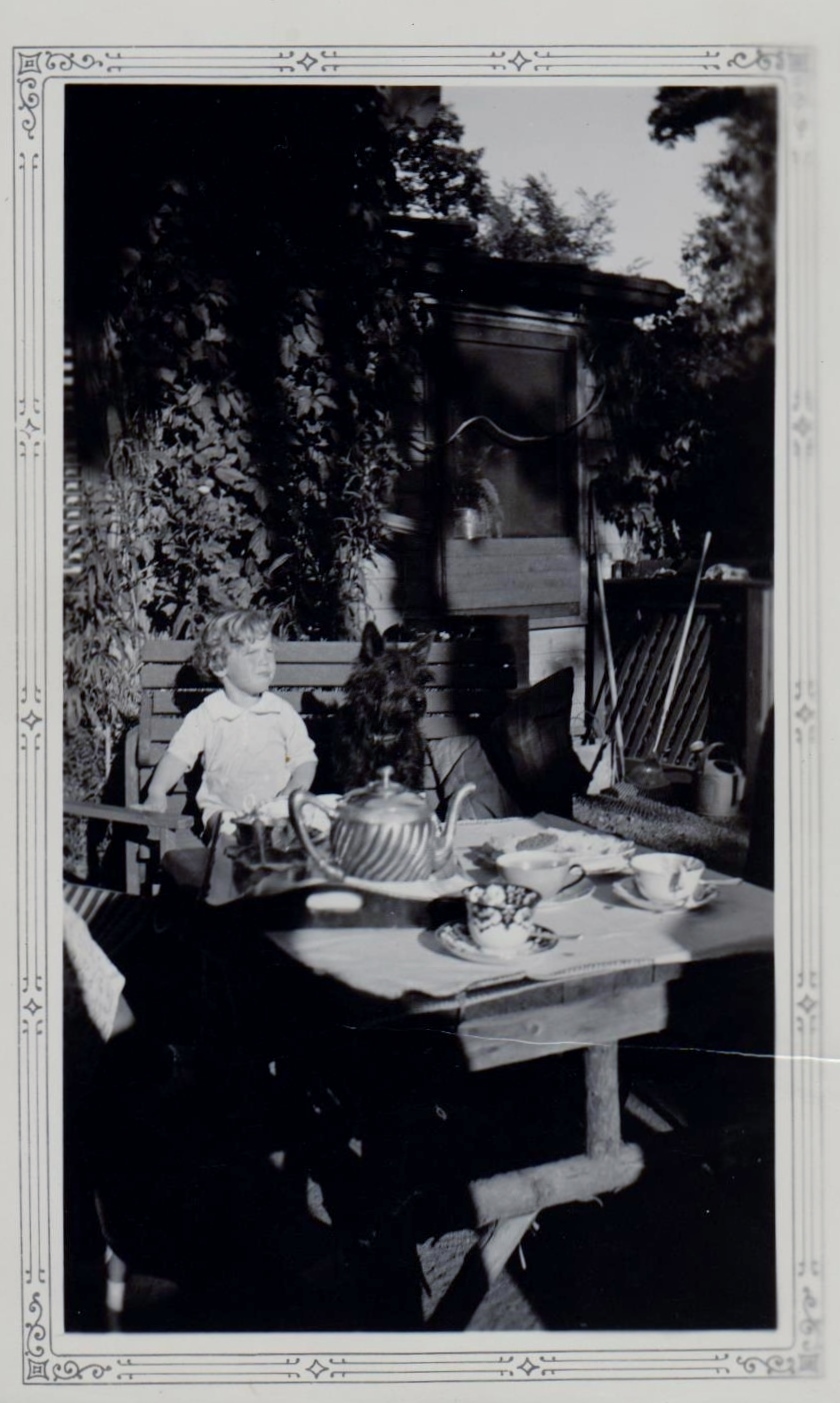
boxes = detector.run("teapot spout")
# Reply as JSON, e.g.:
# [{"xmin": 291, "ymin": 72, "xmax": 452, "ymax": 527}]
[{"xmin": 436, "ymin": 781, "xmax": 476, "ymax": 867}]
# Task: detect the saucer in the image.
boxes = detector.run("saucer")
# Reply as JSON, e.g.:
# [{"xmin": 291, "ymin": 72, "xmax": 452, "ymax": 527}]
[
  {"xmin": 612, "ymin": 878, "xmax": 718, "ymax": 914},
  {"xmin": 436, "ymin": 922, "xmax": 559, "ymax": 965}
]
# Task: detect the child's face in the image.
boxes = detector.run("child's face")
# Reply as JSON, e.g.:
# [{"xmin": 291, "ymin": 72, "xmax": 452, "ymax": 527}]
[{"xmin": 218, "ymin": 635, "xmax": 276, "ymax": 701}]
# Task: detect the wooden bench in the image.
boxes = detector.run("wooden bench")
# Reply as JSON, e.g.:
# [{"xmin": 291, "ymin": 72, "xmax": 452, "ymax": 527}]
[{"xmin": 65, "ymin": 620, "xmax": 527, "ymax": 895}]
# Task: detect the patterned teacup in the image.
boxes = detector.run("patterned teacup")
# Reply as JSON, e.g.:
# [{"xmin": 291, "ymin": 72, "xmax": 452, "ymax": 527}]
[{"xmin": 463, "ymin": 881, "xmax": 540, "ymax": 952}]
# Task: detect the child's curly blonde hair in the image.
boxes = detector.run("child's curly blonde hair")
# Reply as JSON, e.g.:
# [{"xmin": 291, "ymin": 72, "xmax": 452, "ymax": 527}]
[{"xmin": 192, "ymin": 609, "xmax": 272, "ymax": 681}]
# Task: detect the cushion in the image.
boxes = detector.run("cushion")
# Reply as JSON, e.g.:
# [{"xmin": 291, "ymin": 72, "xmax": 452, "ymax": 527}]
[
  {"xmin": 424, "ymin": 735, "xmax": 521, "ymax": 820},
  {"xmin": 483, "ymin": 667, "xmax": 591, "ymax": 818}
]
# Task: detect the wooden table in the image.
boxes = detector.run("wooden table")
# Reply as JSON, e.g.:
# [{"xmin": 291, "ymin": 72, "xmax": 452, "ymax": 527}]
[{"xmin": 205, "ymin": 815, "xmax": 774, "ymax": 1321}]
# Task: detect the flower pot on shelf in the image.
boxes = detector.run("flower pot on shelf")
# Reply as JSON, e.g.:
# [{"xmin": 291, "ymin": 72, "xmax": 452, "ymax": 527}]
[{"xmin": 451, "ymin": 506, "xmax": 486, "ymax": 540}]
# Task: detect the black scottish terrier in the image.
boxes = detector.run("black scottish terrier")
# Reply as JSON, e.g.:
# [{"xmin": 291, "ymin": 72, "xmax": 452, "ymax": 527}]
[{"xmin": 331, "ymin": 622, "xmax": 433, "ymax": 792}]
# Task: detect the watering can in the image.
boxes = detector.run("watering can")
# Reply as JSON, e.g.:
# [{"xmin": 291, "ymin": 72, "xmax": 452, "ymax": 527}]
[{"xmin": 691, "ymin": 742, "xmax": 746, "ymax": 819}]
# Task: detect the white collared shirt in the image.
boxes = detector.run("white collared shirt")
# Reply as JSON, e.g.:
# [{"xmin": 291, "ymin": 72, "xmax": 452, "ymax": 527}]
[{"xmin": 166, "ymin": 689, "xmax": 316, "ymax": 822}]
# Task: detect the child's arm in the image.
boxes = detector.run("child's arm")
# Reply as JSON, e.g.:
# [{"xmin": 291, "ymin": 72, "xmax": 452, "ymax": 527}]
[
  {"xmin": 277, "ymin": 759, "xmax": 317, "ymax": 798},
  {"xmin": 141, "ymin": 752, "xmax": 190, "ymax": 811}
]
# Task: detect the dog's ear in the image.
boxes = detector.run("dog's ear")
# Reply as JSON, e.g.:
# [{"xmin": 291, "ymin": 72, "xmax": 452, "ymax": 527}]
[
  {"xmin": 409, "ymin": 632, "xmax": 434, "ymax": 664},
  {"xmin": 360, "ymin": 620, "xmax": 384, "ymax": 661}
]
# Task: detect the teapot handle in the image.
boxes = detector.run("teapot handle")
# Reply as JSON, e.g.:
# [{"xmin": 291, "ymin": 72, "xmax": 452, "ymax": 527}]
[{"xmin": 288, "ymin": 790, "xmax": 346, "ymax": 882}]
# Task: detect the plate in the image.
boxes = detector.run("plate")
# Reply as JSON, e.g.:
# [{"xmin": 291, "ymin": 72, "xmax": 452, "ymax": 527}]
[
  {"xmin": 576, "ymin": 853, "xmax": 634, "ymax": 877},
  {"xmin": 530, "ymin": 830, "xmax": 635, "ymax": 876},
  {"xmin": 436, "ymin": 922, "xmax": 559, "ymax": 965},
  {"xmin": 612, "ymin": 878, "xmax": 718, "ymax": 914}
]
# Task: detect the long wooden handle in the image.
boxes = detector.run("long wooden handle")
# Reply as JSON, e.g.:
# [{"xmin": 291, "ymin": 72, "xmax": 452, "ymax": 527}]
[
  {"xmin": 652, "ymin": 531, "xmax": 712, "ymax": 756},
  {"xmin": 593, "ymin": 551, "xmax": 625, "ymax": 780}
]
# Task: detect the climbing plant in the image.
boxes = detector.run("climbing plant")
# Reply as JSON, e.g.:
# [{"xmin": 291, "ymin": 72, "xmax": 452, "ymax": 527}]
[
  {"xmin": 64, "ymin": 85, "xmax": 435, "ymax": 830},
  {"xmin": 106, "ymin": 179, "xmax": 269, "ymax": 630},
  {"xmin": 65, "ymin": 168, "xmax": 270, "ymax": 823}
]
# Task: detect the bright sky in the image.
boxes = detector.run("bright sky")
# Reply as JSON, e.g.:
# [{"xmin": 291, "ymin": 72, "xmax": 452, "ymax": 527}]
[{"xmin": 441, "ymin": 86, "xmax": 726, "ymax": 289}]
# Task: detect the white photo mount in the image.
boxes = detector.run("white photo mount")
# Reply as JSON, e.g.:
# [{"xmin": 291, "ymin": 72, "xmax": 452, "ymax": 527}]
[{"xmin": 9, "ymin": 37, "xmax": 823, "ymax": 1391}]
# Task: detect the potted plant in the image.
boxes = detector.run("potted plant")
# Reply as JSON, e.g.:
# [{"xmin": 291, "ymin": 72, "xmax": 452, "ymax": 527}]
[{"xmin": 449, "ymin": 444, "xmax": 504, "ymax": 540}]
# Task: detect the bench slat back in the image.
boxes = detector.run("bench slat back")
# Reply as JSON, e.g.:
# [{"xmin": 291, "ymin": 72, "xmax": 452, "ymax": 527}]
[{"xmin": 134, "ymin": 630, "xmax": 523, "ymax": 782}]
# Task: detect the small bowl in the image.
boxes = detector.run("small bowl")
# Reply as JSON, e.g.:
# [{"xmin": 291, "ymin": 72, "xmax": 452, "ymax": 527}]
[
  {"xmin": 629, "ymin": 852, "xmax": 704, "ymax": 906},
  {"xmin": 463, "ymin": 881, "xmax": 540, "ymax": 951},
  {"xmin": 496, "ymin": 850, "xmax": 585, "ymax": 899}
]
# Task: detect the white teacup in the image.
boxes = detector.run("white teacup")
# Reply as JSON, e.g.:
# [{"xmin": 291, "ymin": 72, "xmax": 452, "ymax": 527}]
[
  {"xmin": 630, "ymin": 853, "xmax": 705, "ymax": 906},
  {"xmin": 463, "ymin": 882, "xmax": 540, "ymax": 952},
  {"xmin": 495, "ymin": 851, "xmax": 585, "ymax": 900}
]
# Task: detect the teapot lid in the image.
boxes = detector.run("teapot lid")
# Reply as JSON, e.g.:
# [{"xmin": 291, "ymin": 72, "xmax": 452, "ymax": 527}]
[{"xmin": 340, "ymin": 767, "xmax": 432, "ymax": 825}]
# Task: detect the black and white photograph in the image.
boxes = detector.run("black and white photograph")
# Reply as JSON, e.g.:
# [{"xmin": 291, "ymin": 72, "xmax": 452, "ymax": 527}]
[
  {"xmin": 61, "ymin": 74, "xmax": 779, "ymax": 1333},
  {"xmin": 4, "ymin": 2, "xmax": 838, "ymax": 1396}
]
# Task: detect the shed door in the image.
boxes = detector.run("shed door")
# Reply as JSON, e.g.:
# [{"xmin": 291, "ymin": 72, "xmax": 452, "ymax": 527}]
[{"xmin": 436, "ymin": 311, "xmax": 583, "ymax": 619}]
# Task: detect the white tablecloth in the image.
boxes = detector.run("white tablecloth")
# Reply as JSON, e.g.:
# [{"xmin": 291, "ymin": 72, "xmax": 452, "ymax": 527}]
[{"xmin": 269, "ymin": 818, "xmax": 773, "ymax": 1002}]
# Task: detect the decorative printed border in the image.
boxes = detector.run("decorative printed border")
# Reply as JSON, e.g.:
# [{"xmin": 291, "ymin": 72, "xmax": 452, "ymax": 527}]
[{"xmin": 15, "ymin": 43, "xmax": 819, "ymax": 1384}]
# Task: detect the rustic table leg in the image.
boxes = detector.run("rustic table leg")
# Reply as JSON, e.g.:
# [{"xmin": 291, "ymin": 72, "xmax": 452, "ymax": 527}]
[
  {"xmin": 426, "ymin": 1213, "xmax": 536, "ymax": 1330},
  {"xmin": 433, "ymin": 1041, "xmax": 640, "ymax": 1325},
  {"xmin": 468, "ymin": 1038, "xmax": 640, "ymax": 1224},
  {"xmin": 585, "ymin": 1041, "xmax": 621, "ymax": 1157}
]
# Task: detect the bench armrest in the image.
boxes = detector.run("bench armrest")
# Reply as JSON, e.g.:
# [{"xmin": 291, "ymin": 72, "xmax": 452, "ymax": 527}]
[{"xmin": 64, "ymin": 801, "xmax": 194, "ymax": 832}]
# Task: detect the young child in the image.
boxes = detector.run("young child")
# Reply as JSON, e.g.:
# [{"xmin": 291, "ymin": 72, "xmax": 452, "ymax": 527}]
[{"xmin": 142, "ymin": 609, "xmax": 317, "ymax": 830}]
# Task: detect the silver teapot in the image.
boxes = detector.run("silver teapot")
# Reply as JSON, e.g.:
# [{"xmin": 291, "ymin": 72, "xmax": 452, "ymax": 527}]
[{"xmin": 289, "ymin": 766, "xmax": 476, "ymax": 883}]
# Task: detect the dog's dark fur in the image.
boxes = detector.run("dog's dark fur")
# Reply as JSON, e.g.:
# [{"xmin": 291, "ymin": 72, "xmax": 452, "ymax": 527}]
[{"xmin": 331, "ymin": 622, "xmax": 433, "ymax": 792}]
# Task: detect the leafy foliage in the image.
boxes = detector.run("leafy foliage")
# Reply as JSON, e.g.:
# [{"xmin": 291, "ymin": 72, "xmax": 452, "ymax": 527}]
[
  {"xmin": 64, "ymin": 87, "xmax": 448, "ymax": 818},
  {"xmin": 478, "ymin": 175, "xmax": 615, "ymax": 265},
  {"xmin": 387, "ymin": 99, "xmax": 491, "ymax": 223},
  {"xmin": 64, "ymin": 443, "xmax": 159, "ymax": 738},
  {"xmin": 64, "ymin": 441, "xmax": 160, "ymax": 847},
  {"xmin": 265, "ymin": 279, "xmax": 425, "ymax": 636},
  {"xmin": 387, "ymin": 100, "xmax": 615, "ymax": 267},
  {"xmin": 589, "ymin": 86, "xmax": 776, "ymax": 563},
  {"xmin": 584, "ymin": 312, "xmax": 713, "ymax": 558},
  {"xmin": 651, "ymin": 86, "xmax": 776, "ymax": 370},
  {"xmin": 107, "ymin": 179, "xmax": 268, "ymax": 630},
  {"xmin": 65, "ymin": 167, "xmax": 273, "ymax": 814}
]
